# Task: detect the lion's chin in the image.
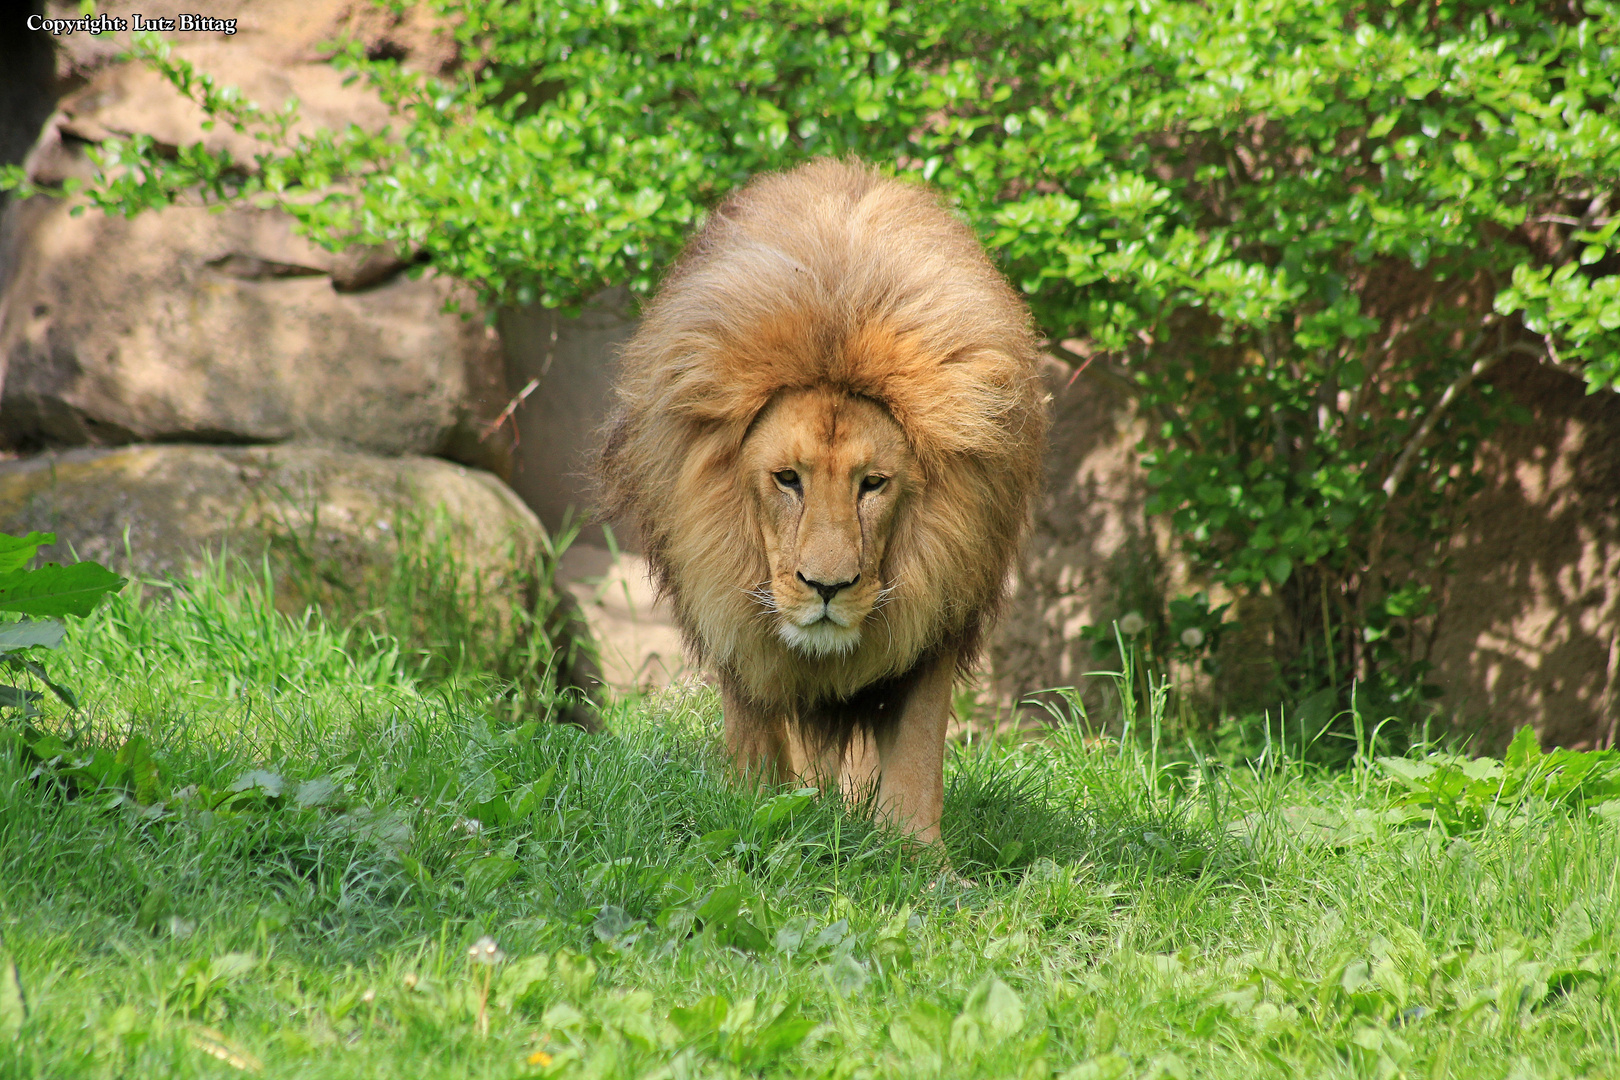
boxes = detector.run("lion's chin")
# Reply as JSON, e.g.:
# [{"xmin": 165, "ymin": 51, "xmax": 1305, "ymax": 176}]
[{"xmin": 779, "ymin": 618, "xmax": 862, "ymax": 657}]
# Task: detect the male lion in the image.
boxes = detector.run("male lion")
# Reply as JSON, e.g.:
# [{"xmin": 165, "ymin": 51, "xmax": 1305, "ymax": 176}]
[{"xmin": 600, "ymin": 158, "xmax": 1045, "ymax": 843}]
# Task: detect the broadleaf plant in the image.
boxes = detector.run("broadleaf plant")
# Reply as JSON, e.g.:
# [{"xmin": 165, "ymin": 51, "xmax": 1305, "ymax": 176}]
[{"xmin": 0, "ymin": 532, "xmax": 127, "ymax": 716}]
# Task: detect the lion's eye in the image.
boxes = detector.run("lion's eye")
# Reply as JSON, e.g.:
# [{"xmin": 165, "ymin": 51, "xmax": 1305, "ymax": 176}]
[
  {"xmin": 773, "ymin": 469, "xmax": 801, "ymax": 490},
  {"xmin": 860, "ymin": 475, "xmax": 888, "ymax": 493}
]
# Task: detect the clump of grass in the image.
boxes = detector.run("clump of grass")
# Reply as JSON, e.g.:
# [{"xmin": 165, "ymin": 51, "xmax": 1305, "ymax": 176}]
[{"xmin": 272, "ymin": 502, "xmax": 600, "ymax": 727}]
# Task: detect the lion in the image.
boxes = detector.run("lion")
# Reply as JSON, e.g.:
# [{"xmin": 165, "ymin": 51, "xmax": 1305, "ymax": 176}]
[{"xmin": 600, "ymin": 158, "xmax": 1046, "ymax": 844}]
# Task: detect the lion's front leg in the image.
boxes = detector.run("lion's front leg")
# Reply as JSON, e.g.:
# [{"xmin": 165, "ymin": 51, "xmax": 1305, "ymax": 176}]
[
  {"xmin": 721, "ymin": 681, "xmax": 794, "ymax": 785},
  {"xmin": 871, "ymin": 647, "xmax": 957, "ymax": 845}
]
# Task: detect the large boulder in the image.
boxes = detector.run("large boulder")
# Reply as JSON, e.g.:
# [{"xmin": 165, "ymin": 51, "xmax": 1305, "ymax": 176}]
[
  {"xmin": 0, "ymin": 443, "xmax": 600, "ymax": 724},
  {"xmin": 0, "ymin": 198, "xmax": 508, "ymax": 468}
]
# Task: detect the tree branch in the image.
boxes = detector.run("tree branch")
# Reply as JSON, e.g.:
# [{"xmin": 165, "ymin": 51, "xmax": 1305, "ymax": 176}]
[{"xmin": 1379, "ymin": 340, "xmax": 1538, "ymax": 500}]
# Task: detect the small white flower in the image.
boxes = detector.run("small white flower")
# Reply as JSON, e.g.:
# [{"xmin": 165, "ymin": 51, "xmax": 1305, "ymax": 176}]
[
  {"xmin": 468, "ymin": 935, "xmax": 505, "ymax": 966},
  {"xmin": 1119, "ymin": 612, "xmax": 1147, "ymax": 637},
  {"xmin": 360, "ymin": 988, "xmax": 376, "ymax": 1005},
  {"xmin": 1180, "ymin": 626, "xmax": 1206, "ymax": 649}
]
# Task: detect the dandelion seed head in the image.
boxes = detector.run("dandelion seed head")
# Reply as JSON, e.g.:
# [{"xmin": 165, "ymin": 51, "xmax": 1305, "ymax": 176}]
[{"xmin": 469, "ymin": 935, "xmax": 505, "ymax": 966}]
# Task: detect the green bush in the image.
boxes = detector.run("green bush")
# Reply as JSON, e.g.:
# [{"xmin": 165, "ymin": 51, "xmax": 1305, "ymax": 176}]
[{"xmin": 7, "ymin": 0, "xmax": 1617, "ymax": 736}]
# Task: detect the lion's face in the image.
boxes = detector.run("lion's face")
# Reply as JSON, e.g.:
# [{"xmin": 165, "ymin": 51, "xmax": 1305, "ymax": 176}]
[{"xmin": 741, "ymin": 388, "xmax": 917, "ymax": 658}]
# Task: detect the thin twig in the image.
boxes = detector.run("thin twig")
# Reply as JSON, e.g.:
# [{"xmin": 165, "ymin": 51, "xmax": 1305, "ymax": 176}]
[
  {"xmin": 480, "ymin": 376, "xmax": 541, "ymax": 444},
  {"xmin": 1380, "ymin": 346, "xmax": 1506, "ymax": 500},
  {"xmin": 1366, "ymin": 335, "xmax": 1540, "ymax": 571}
]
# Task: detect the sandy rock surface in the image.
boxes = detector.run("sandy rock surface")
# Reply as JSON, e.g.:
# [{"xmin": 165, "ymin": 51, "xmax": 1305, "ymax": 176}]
[
  {"xmin": 556, "ymin": 543, "xmax": 687, "ymax": 695},
  {"xmin": 0, "ymin": 199, "xmax": 505, "ymax": 465}
]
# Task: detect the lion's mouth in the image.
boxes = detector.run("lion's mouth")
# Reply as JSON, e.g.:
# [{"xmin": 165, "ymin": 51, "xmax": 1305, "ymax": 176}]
[{"xmin": 779, "ymin": 609, "xmax": 862, "ymax": 656}]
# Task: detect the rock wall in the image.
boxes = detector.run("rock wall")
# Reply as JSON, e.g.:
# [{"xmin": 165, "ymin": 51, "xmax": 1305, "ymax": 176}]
[
  {"xmin": 1427, "ymin": 358, "xmax": 1620, "ymax": 751},
  {"xmin": 499, "ymin": 290, "xmax": 639, "ymax": 545},
  {"xmin": 989, "ymin": 357, "xmax": 1620, "ymax": 749}
]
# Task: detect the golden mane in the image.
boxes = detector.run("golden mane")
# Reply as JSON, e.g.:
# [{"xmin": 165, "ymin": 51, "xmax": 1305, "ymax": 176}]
[{"xmin": 600, "ymin": 157, "xmax": 1046, "ymax": 712}]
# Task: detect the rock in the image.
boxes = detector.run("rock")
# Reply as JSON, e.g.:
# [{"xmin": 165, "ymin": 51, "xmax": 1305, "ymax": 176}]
[
  {"xmin": 0, "ymin": 0, "xmax": 511, "ymax": 473},
  {"xmin": 557, "ymin": 542, "xmax": 687, "ymax": 694},
  {"xmin": 1428, "ymin": 358, "xmax": 1620, "ymax": 751},
  {"xmin": 0, "ymin": 196, "xmax": 510, "ymax": 471},
  {"xmin": 0, "ymin": 443, "xmax": 600, "ymax": 725}
]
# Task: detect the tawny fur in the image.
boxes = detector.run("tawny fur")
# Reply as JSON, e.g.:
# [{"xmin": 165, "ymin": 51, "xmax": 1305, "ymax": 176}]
[{"xmin": 600, "ymin": 157, "xmax": 1046, "ymax": 733}]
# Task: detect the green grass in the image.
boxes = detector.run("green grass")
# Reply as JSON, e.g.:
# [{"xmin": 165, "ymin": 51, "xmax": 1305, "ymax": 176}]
[{"xmin": 2, "ymin": 563, "xmax": 1618, "ymax": 1079}]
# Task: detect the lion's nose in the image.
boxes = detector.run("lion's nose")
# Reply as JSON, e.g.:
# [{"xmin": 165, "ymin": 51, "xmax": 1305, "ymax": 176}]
[{"xmin": 797, "ymin": 572, "xmax": 859, "ymax": 603}]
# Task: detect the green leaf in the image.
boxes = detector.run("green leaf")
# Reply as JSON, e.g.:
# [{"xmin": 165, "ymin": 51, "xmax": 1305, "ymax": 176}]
[
  {"xmin": 135, "ymin": 885, "xmax": 172, "ymax": 934},
  {"xmin": 0, "ymin": 620, "xmax": 66, "ymax": 654},
  {"xmin": 697, "ymin": 883, "xmax": 744, "ymax": 926},
  {"xmin": 0, "ymin": 685, "xmax": 42, "ymax": 715},
  {"xmin": 1504, "ymin": 726, "xmax": 1541, "ymax": 772},
  {"xmin": 0, "ymin": 533, "xmax": 53, "ymax": 575},
  {"xmin": 0, "ymin": 952, "xmax": 25, "ymax": 1040},
  {"xmin": 495, "ymin": 954, "xmax": 551, "ymax": 1009},
  {"xmin": 694, "ymin": 828, "xmax": 740, "ymax": 857},
  {"xmin": 751, "ymin": 787, "xmax": 817, "ymax": 831},
  {"xmin": 11, "ymin": 656, "xmax": 79, "ymax": 710},
  {"xmin": 725, "ymin": 917, "xmax": 771, "ymax": 953},
  {"xmin": 738, "ymin": 1004, "xmax": 816, "ymax": 1065},
  {"xmin": 117, "ymin": 735, "xmax": 162, "ymax": 804},
  {"xmin": 227, "ymin": 770, "xmax": 285, "ymax": 799},
  {"xmin": 471, "ymin": 793, "xmax": 512, "ymax": 826},
  {"xmin": 973, "ymin": 976, "xmax": 1025, "ymax": 1042},
  {"xmin": 0, "ymin": 561, "xmax": 127, "ymax": 618},
  {"xmin": 460, "ymin": 854, "xmax": 520, "ymax": 900},
  {"xmin": 670, "ymin": 994, "xmax": 728, "ymax": 1037},
  {"xmin": 292, "ymin": 777, "xmax": 339, "ymax": 809},
  {"xmin": 1059, "ymin": 1054, "xmax": 1130, "ymax": 1080},
  {"xmin": 950, "ymin": 976, "xmax": 1025, "ymax": 1055},
  {"xmin": 24, "ymin": 732, "xmax": 69, "ymax": 762}
]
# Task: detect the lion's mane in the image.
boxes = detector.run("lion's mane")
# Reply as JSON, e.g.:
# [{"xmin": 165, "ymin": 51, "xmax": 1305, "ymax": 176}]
[{"xmin": 601, "ymin": 157, "xmax": 1046, "ymax": 718}]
